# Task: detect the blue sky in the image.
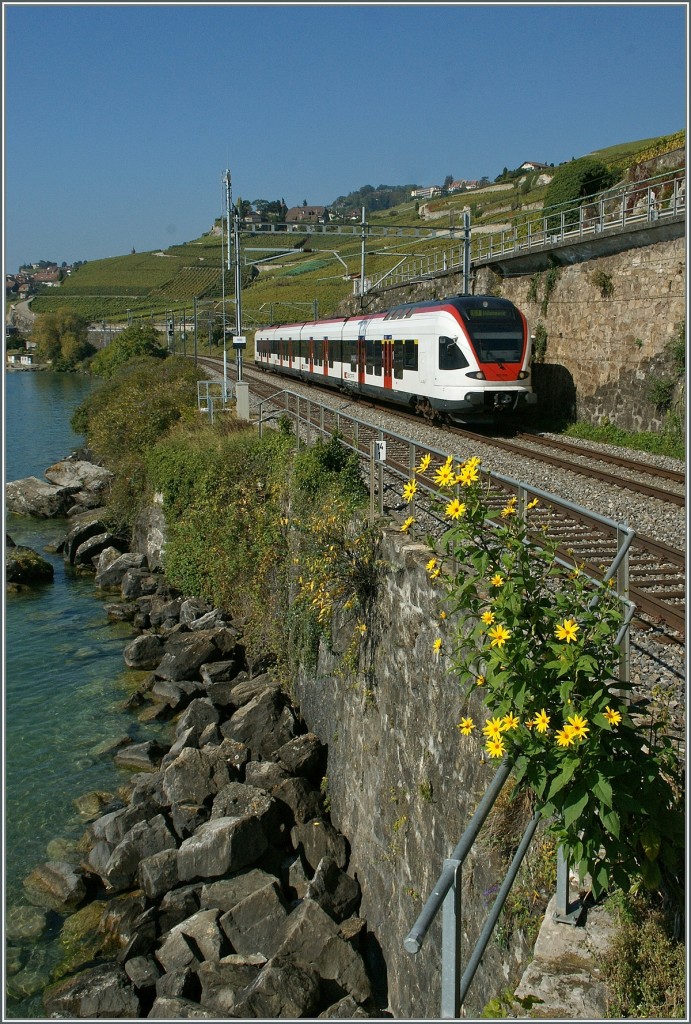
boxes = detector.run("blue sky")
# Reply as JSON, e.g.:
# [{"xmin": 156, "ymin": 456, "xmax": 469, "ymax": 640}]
[{"xmin": 3, "ymin": 2, "xmax": 687, "ymax": 272}]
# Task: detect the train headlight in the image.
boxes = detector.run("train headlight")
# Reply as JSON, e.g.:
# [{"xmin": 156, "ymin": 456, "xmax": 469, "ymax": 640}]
[
  {"xmin": 466, "ymin": 371, "xmax": 486, "ymax": 380},
  {"xmin": 518, "ymin": 371, "xmax": 529, "ymax": 380}
]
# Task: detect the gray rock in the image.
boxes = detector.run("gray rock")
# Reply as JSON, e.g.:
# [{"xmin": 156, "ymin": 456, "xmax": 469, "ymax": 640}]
[
  {"xmin": 176, "ymin": 697, "xmax": 220, "ymax": 737},
  {"xmin": 131, "ymin": 503, "xmax": 167, "ymax": 571},
  {"xmin": 147, "ymin": 995, "xmax": 217, "ymax": 1018},
  {"xmin": 244, "ymin": 759, "xmax": 291, "ymax": 790},
  {"xmin": 6, "ymin": 544, "xmax": 54, "ymax": 585},
  {"xmin": 103, "ymin": 815, "xmax": 177, "ymax": 891},
  {"xmin": 121, "ymin": 568, "xmax": 164, "ymax": 599},
  {"xmin": 273, "ymin": 898, "xmax": 373, "ymax": 1004},
  {"xmin": 149, "ymin": 595, "xmax": 183, "ymax": 627},
  {"xmin": 154, "ymin": 636, "xmax": 220, "ymax": 682},
  {"xmin": 63, "ymin": 515, "xmax": 108, "ymax": 562},
  {"xmin": 219, "ymin": 877, "xmax": 289, "ymax": 957},
  {"xmin": 123, "ymin": 633, "xmax": 164, "ymax": 669},
  {"xmin": 210, "ymin": 782, "xmax": 282, "ymax": 836},
  {"xmin": 151, "ymin": 678, "xmax": 205, "ymax": 710},
  {"xmin": 169, "ymin": 803, "xmax": 210, "ymax": 841},
  {"xmin": 157, "ymin": 884, "xmax": 202, "ymax": 934},
  {"xmin": 74, "ymin": 532, "xmax": 124, "ymax": 567},
  {"xmin": 319, "ymin": 994, "xmax": 377, "ymax": 1017},
  {"xmin": 272, "ymin": 776, "xmax": 324, "ymax": 825},
  {"xmin": 177, "ymin": 815, "xmax": 268, "ymax": 882},
  {"xmin": 42, "ymin": 962, "xmax": 140, "ymax": 1018},
  {"xmin": 275, "ymin": 732, "xmax": 327, "ymax": 780},
  {"xmin": 291, "ymin": 817, "xmax": 348, "ymax": 872},
  {"xmin": 229, "ymin": 674, "xmax": 281, "ymax": 707},
  {"xmin": 231, "ymin": 953, "xmax": 322, "ymax": 1018},
  {"xmin": 124, "ymin": 954, "xmax": 161, "ymax": 991},
  {"xmin": 138, "ymin": 847, "xmax": 180, "ymax": 899},
  {"xmin": 155, "ymin": 967, "xmax": 200, "ymax": 1001},
  {"xmin": 305, "ymin": 856, "xmax": 361, "ymax": 923},
  {"xmin": 44, "ymin": 458, "xmax": 113, "ymax": 492},
  {"xmin": 5, "ymin": 476, "xmax": 76, "ymax": 518},
  {"xmin": 220, "ymin": 686, "xmax": 297, "ymax": 759},
  {"xmin": 22, "ymin": 860, "xmax": 86, "ymax": 911},
  {"xmin": 96, "ymin": 551, "xmax": 148, "ymax": 589},
  {"xmin": 113, "ymin": 739, "xmax": 167, "ymax": 772},
  {"xmin": 197, "ymin": 954, "xmax": 266, "ymax": 1015},
  {"xmin": 179, "ymin": 597, "xmax": 212, "ymax": 625},
  {"xmin": 162, "ymin": 748, "xmax": 219, "ymax": 807}
]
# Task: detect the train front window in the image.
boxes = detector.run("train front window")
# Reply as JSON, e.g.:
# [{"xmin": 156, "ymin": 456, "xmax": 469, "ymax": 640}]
[
  {"xmin": 439, "ymin": 336, "xmax": 469, "ymax": 370},
  {"xmin": 457, "ymin": 301, "xmax": 524, "ymax": 362}
]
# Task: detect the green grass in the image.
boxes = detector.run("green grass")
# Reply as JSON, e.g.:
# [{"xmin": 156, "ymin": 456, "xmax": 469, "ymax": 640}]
[{"xmin": 562, "ymin": 421, "xmax": 685, "ymax": 461}]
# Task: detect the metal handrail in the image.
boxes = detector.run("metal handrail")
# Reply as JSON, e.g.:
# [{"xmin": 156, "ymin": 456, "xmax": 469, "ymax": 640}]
[{"xmin": 368, "ymin": 166, "xmax": 685, "ymax": 291}]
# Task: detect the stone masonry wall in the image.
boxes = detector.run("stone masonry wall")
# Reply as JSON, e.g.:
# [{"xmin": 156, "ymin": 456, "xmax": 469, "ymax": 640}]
[
  {"xmin": 342, "ymin": 235, "xmax": 685, "ymax": 431},
  {"xmin": 293, "ymin": 528, "xmax": 535, "ymax": 1018}
]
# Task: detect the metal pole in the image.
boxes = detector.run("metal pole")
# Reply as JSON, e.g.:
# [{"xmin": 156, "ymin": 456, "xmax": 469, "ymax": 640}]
[
  {"xmin": 234, "ymin": 193, "xmax": 243, "ymax": 382},
  {"xmin": 360, "ymin": 206, "xmax": 366, "ymax": 304},
  {"xmin": 463, "ymin": 212, "xmax": 471, "ymax": 295},
  {"xmin": 193, "ymin": 296, "xmax": 198, "ymax": 366}
]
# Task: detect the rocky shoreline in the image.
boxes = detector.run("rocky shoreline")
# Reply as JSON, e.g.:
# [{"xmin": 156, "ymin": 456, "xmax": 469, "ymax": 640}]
[{"xmin": 5, "ymin": 465, "xmax": 385, "ymax": 1018}]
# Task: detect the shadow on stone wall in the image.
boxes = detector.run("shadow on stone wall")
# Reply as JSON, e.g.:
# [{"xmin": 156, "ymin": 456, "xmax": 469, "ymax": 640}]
[{"xmin": 532, "ymin": 363, "xmax": 577, "ymax": 425}]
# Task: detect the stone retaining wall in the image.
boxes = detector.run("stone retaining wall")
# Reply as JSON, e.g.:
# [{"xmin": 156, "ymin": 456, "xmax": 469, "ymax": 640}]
[{"xmin": 294, "ymin": 529, "xmax": 536, "ymax": 1018}]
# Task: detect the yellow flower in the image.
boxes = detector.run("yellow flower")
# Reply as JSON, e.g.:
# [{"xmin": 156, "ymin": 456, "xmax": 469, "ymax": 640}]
[
  {"xmin": 555, "ymin": 726, "xmax": 575, "ymax": 748},
  {"xmin": 481, "ymin": 610, "xmax": 495, "ymax": 625},
  {"xmin": 429, "ymin": 567, "xmax": 441, "ymax": 581},
  {"xmin": 566, "ymin": 713, "xmax": 589, "ymax": 740},
  {"xmin": 445, "ymin": 498, "xmax": 466, "ymax": 520},
  {"xmin": 526, "ymin": 497, "xmax": 539, "ymax": 509},
  {"xmin": 426, "ymin": 557, "xmax": 438, "ymax": 571},
  {"xmin": 501, "ymin": 497, "xmax": 517, "ymax": 517},
  {"xmin": 604, "ymin": 706, "xmax": 622, "ymax": 727},
  {"xmin": 488, "ymin": 624, "xmax": 511, "ymax": 648},
  {"xmin": 400, "ymin": 516, "xmax": 415, "ymax": 533},
  {"xmin": 433, "ymin": 457, "xmax": 456, "ymax": 487},
  {"xmin": 402, "ymin": 479, "xmax": 417, "ymax": 503},
  {"xmin": 475, "ymin": 674, "xmax": 485, "ymax": 686},
  {"xmin": 533, "ymin": 709, "xmax": 551, "ymax": 734},
  {"xmin": 482, "ymin": 717, "xmax": 504, "ymax": 739},
  {"xmin": 555, "ymin": 618, "xmax": 580, "ymax": 643},
  {"xmin": 457, "ymin": 717, "xmax": 475, "ymax": 735},
  {"xmin": 490, "ymin": 573, "xmax": 504, "ymax": 588},
  {"xmin": 439, "ymin": 610, "xmax": 447, "ymax": 621},
  {"xmin": 502, "ymin": 712, "xmax": 520, "ymax": 732},
  {"xmin": 485, "ymin": 736, "xmax": 506, "ymax": 759},
  {"xmin": 457, "ymin": 463, "xmax": 480, "ymax": 487},
  {"xmin": 415, "ymin": 453, "xmax": 432, "ymax": 474},
  {"xmin": 432, "ymin": 637, "xmax": 443, "ymax": 656},
  {"xmin": 357, "ymin": 623, "xmax": 367, "ymax": 636}
]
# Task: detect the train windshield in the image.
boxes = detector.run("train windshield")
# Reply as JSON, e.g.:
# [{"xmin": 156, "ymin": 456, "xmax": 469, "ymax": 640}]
[{"xmin": 454, "ymin": 299, "xmax": 524, "ymax": 362}]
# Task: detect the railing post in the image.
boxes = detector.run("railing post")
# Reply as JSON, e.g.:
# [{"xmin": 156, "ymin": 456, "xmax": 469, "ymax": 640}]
[
  {"xmin": 441, "ymin": 858, "xmax": 462, "ymax": 1019},
  {"xmin": 617, "ymin": 525, "xmax": 631, "ymax": 692},
  {"xmin": 554, "ymin": 845, "xmax": 582, "ymax": 925}
]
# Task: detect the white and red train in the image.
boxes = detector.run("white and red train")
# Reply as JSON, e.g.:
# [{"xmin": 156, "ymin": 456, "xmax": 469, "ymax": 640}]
[{"xmin": 254, "ymin": 294, "xmax": 536, "ymax": 421}]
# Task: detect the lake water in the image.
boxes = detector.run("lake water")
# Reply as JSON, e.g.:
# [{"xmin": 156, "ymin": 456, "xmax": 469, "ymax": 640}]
[{"xmin": 4, "ymin": 371, "xmax": 162, "ymax": 1016}]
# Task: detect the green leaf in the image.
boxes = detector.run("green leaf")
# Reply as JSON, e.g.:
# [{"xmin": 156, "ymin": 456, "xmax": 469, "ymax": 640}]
[
  {"xmin": 563, "ymin": 788, "xmax": 589, "ymax": 829},
  {"xmin": 547, "ymin": 759, "xmax": 578, "ymax": 801},
  {"xmin": 591, "ymin": 861, "xmax": 610, "ymax": 900},
  {"xmin": 640, "ymin": 824, "xmax": 661, "ymax": 862},
  {"xmin": 640, "ymin": 856, "xmax": 662, "ymax": 889},
  {"xmin": 593, "ymin": 776, "xmax": 613, "ymax": 808},
  {"xmin": 600, "ymin": 808, "xmax": 620, "ymax": 839}
]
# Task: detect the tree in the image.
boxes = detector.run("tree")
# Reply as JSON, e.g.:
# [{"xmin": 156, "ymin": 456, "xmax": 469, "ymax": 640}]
[
  {"xmin": 443, "ymin": 175, "xmax": 454, "ymax": 191},
  {"xmin": 89, "ymin": 322, "xmax": 167, "ymax": 378},
  {"xmin": 31, "ymin": 308, "xmax": 94, "ymax": 369},
  {"xmin": 543, "ymin": 158, "xmax": 617, "ymax": 230}
]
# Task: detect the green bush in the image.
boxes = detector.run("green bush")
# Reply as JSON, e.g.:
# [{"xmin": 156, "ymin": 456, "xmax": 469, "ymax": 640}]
[
  {"xmin": 543, "ymin": 158, "xmax": 617, "ymax": 231},
  {"xmin": 602, "ymin": 890, "xmax": 685, "ymax": 1018},
  {"xmin": 89, "ymin": 323, "xmax": 168, "ymax": 378}
]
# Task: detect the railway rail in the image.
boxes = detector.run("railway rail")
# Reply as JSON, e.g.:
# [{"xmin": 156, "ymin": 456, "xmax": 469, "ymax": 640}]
[{"xmin": 196, "ymin": 356, "xmax": 686, "ymax": 635}]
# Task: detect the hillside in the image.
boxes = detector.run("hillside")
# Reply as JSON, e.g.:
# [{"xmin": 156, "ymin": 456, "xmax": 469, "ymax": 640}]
[{"xmin": 26, "ymin": 131, "xmax": 684, "ymax": 332}]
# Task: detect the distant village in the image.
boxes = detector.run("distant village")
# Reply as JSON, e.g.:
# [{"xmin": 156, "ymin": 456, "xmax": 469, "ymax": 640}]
[{"xmin": 5, "ymin": 259, "xmax": 86, "ymax": 301}]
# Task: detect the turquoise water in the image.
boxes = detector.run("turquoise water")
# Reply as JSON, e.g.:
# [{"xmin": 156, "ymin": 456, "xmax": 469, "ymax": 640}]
[{"xmin": 4, "ymin": 372, "xmax": 166, "ymax": 1016}]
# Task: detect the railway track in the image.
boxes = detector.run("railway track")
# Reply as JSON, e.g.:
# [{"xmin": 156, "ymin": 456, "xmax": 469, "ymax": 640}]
[{"xmin": 196, "ymin": 357, "xmax": 686, "ymax": 635}]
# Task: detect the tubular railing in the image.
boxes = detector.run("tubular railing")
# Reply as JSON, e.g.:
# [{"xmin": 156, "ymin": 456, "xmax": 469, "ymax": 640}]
[{"xmin": 254, "ymin": 390, "xmax": 638, "ymax": 1015}]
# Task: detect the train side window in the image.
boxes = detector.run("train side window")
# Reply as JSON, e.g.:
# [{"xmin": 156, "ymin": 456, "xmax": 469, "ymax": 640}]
[
  {"xmin": 366, "ymin": 338, "xmax": 374, "ymax": 374},
  {"xmin": 439, "ymin": 336, "xmax": 469, "ymax": 370},
  {"xmin": 374, "ymin": 339, "xmax": 382, "ymax": 376},
  {"xmin": 404, "ymin": 337, "xmax": 418, "ymax": 370},
  {"xmin": 327, "ymin": 338, "xmax": 334, "ymax": 368},
  {"xmin": 393, "ymin": 339, "xmax": 404, "ymax": 379}
]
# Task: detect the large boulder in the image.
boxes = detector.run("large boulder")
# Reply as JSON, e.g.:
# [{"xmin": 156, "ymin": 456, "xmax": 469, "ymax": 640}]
[
  {"xmin": 220, "ymin": 686, "xmax": 297, "ymax": 759},
  {"xmin": 44, "ymin": 458, "xmax": 113, "ymax": 492},
  {"xmin": 177, "ymin": 815, "xmax": 268, "ymax": 882},
  {"xmin": 42, "ymin": 962, "xmax": 140, "ymax": 1018},
  {"xmin": 22, "ymin": 861, "xmax": 87, "ymax": 912},
  {"xmin": 230, "ymin": 954, "xmax": 322, "ymax": 1018},
  {"xmin": 5, "ymin": 544, "xmax": 54, "ymax": 584},
  {"xmin": 5, "ymin": 476, "xmax": 76, "ymax": 517}
]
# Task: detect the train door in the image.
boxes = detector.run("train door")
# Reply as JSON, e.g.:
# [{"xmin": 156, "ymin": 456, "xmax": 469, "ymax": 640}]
[
  {"xmin": 287, "ymin": 337, "xmax": 293, "ymax": 369},
  {"xmin": 357, "ymin": 336, "xmax": 365, "ymax": 385},
  {"xmin": 383, "ymin": 335, "xmax": 393, "ymax": 390},
  {"xmin": 323, "ymin": 337, "xmax": 329, "ymax": 377},
  {"xmin": 308, "ymin": 337, "xmax": 314, "ymax": 374}
]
